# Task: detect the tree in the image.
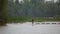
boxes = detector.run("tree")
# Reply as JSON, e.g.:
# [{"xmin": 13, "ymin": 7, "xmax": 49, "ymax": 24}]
[
  {"xmin": 0, "ymin": 0, "xmax": 8, "ymax": 25},
  {"xmin": 8, "ymin": 0, "xmax": 60, "ymax": 17}
]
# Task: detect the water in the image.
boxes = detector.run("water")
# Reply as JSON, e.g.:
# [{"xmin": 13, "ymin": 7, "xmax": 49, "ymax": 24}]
[{"xmin": 0, "ymin": 22, "xmax": 60, "ymax": 34}]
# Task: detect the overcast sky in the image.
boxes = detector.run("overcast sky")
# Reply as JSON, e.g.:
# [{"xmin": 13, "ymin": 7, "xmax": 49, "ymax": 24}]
[
  {"xmin": 46, "ymin": 0, "xmax": 57, "ymax": 1},
  {"xmin": 19, "ymin": 0, "xmax": 57, "ymax": 1},
  {"xmin": 17, "ymin": 0, "xmax": 58, "ymax": 2}
]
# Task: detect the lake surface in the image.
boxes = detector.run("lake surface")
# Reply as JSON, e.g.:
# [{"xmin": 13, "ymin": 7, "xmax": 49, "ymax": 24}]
[{"xmin": 0, "ymin": 22, "xmax": 60, "ymax": 34}]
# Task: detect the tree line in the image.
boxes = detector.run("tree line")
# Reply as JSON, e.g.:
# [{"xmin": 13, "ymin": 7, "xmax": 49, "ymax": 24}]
[{"xmin": 8, "ymin": 0, "xmax": 60, "ymax": 17}]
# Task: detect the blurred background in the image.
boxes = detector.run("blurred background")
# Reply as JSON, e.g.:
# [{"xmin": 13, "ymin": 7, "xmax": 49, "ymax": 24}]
[
  {"xmin": 7, "ymin": 0, "xmax": 60, "ymax": 23},
  {"xmin": 0, "ymin": 0, "xmax": 60, "ymax": 34}
]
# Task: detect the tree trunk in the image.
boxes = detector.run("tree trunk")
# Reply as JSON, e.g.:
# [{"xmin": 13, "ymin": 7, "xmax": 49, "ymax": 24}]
[{"xmin": 0, "ymin": 0, "xmax": 8, "ymax": 26}]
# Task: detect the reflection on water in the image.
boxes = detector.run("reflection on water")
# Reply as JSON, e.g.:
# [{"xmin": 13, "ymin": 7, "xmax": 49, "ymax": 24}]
[{"xmin": 0, "ymin": 22, "xmax": 60, "ymax": 34}]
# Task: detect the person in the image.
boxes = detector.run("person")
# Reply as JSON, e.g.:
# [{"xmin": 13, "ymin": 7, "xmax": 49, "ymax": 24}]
[{"xmin": 32, "ymin": 18, "xmax": 34, "ymax": 25}]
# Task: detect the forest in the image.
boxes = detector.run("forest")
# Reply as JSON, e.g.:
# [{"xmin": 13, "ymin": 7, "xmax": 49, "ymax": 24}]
[{"xmin": 7, "ymin": 0, "xmax": 60, "ymax": 22}]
